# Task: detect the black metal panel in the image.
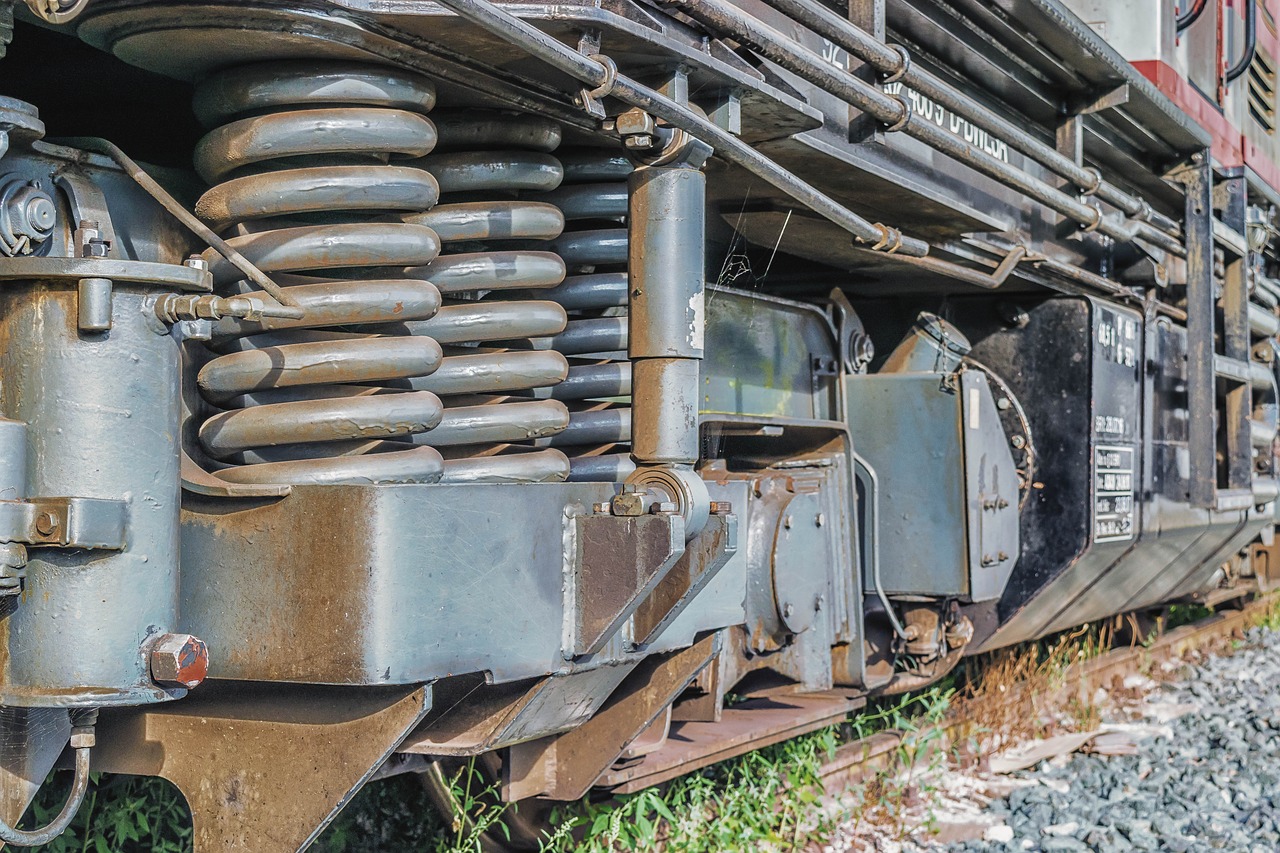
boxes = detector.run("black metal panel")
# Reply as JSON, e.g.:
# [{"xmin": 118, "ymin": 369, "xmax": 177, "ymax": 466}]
[{"xmin": 953, "ymin": 296, "xmax": 1143, "ymax": 650}]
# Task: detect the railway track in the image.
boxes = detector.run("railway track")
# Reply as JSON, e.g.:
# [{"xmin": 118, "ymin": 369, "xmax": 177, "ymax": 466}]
[{"xmin": 818, "ymin": 593, "xmax": 1280, "ymax": 795}]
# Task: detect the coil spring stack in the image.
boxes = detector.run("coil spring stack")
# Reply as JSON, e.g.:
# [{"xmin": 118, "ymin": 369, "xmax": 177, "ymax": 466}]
[
  {"xmin": 190, "ymin": 61, "xmax": 601, "ymax": 484},
  {"xmin": 537, "ymin": 150, "xmax": 635, "ymax": 482}
]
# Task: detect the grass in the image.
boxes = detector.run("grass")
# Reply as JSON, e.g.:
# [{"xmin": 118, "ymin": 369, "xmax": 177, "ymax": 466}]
[
  {"xmin": 943, "ymin": 620, "xmax": 1116, "ymax": 748},
  {"xmin": 18, "ymin": 773, "xmax": 191, "ymax": 853},
  {"xmin": 22, "ymin": 597, "xmax": 1275, "ymax": 852},
  {"xmin": 538, "ymin": 722, "xmax": 841, "ymax": 852}
]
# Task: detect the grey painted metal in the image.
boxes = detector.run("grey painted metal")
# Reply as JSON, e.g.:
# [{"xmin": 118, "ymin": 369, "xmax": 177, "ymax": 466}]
[
  {"xmin": 852, "ymin": 454, "xmax": 908, "ymax": 640},
  {"xmin": 0, "ymin": 282, "xmax": 182, "ymax": 707},
  {"xmin": 629, "ymin": 167, "xmax": 705, "ymax": 361},
  {"xmin": 845, "ymin": 369, "xmax": 1020, "ymax": 602},
  {"xmin": 188, "ymin": 63, "xmax": 591, "ymax": 484},
  {"xmin": 632, "ymin": 359, "xmax": 700, "ymax": 465},
  {"xmin": 1183, "ymin": 156, "xmax": 1217, "ymax": 508},
  {"xmin": 179, "ymin": 482, "xmax": 734, "ymax": 685},
  {"xmin": 628, "ymin": 157, "xmax": 709, "ymax": 532},
  {"xmin": 753, "ymin": 0, "xmax": 1180, "ymax": 239},
  {"xmin": 669, "ymin": 0, "xmax": 1183, "ymax": 256},
  {"xmin": 428, "ymin": 0, "xmax": 930, "ymax": 257},
  {"xmin": 75, "ymin": 277, "xmax": 113, "ymax": 332},
  {"xmin": 701, "ymin": 286, "xmax": 841, "ymax": 422}
]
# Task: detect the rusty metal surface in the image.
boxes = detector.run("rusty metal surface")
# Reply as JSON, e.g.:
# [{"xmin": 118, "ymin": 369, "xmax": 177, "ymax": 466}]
[
  {"xmin": 598, "ymin": 687, "xmax": 862, "ymax": 794},
  {"xmin": 182, "ymin": 482, "xmax": 614, "ymax": 684},
  {"xmin": 0, "ymin": 285, "xmax": 183, "ymax": 708},
  {"xmin": 632, "ymin": 512, "xmax": 738, "ymax": 646},
  {"xmin": 571, "ymin": 510, "xmax": 684, "ymax": 656},
  {"xmin": 398, "ymin": 664, "xmax": 635, "ymax": 755},
  {"xmin": 505, "ymin": 632, "xmax": 721, "ymax": 801},
  {"xmin": 92, "ymin": 681, "xmax": 430, "ymax": 853}
]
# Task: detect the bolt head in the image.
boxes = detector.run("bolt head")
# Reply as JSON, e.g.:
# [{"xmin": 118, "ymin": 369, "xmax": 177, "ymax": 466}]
[
  {"xmin": 624, "ymin": 134, "xmax": 654, "ymax": 150},
  {"xmin": 34, "ymin": 511, "xmax": 58, "ymax": 536},
  {"xmin": 615, "ymin": 108, "xmax": 656, "ymax": 136},
  {"xmin": 150, "ymin": 633, "xmax": 209, "ymax": 690}
]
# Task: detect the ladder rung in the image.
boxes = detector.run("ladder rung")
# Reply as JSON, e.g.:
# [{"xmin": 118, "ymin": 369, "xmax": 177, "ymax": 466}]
[
  {"xmin": 1214, "ymin": 219, "xmax": 1249, "ymax": 257},
  {"xmin": 1215, "ymin": 489, "xmax": 1256, "ymax": 512},
  {"xmin": 1214, "ymin": 355, "xmax": 1253, "ymax": 383}
]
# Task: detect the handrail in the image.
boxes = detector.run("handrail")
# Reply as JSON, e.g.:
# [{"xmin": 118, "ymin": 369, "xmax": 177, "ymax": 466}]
[
  {"xmin": 1177, "ymin": 0, "xmax": 1209, "ymax": 32},
  {"xmin": 1225, "ymin": 0, "xmax": 1258, "ymax": 83}
]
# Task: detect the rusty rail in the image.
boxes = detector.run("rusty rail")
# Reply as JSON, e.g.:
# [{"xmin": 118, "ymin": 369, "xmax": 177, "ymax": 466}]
[{"xmin": 820, "ymin": 592, "xmax": 1278, "ymax": 792}]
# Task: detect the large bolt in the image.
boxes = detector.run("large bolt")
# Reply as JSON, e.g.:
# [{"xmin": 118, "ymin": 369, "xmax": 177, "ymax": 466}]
[{"xmin": 149, "ymin": 633, "xmax": 209, "ymax": 690}]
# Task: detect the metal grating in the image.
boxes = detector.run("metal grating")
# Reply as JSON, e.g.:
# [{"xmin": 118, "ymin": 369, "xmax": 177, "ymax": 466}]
[{"xmin": 1249, "ymin": 47, "xmax": 1277, "ymax": 134}]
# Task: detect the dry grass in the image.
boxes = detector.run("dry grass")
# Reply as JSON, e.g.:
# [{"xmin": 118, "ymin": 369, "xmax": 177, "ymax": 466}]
[{"xmin": 947, "ymin": 621, "xmax": 1115, "ymax": 749}]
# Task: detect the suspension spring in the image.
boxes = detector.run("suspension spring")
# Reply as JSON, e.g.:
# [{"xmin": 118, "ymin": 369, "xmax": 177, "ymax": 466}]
[
  {"xmin": 529, "ymin": 150, "xmax": 635, "ymax": 482},
  {"xmin": 189, "ymin": 61, "xmax": 579, "ymax": 484},
  {"xmin": 401, "ymin": 107, "xmax": 574, "ymax": 482}
]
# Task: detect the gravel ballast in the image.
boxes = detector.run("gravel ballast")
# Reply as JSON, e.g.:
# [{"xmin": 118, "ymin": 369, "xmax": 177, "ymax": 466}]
[{"xmin": 830, "ymin": 621, "xmax": 1280, "ymax": 852}]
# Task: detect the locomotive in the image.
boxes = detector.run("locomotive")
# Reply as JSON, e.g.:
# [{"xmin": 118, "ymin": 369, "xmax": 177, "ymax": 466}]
[{"xmin": 0, "ymin": 0, "xmax": 1274, "ymax": 847}]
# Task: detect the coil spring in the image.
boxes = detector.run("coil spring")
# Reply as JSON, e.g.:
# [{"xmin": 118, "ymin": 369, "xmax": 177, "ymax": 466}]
[
  {"xmin": 189, "ymin": 61, "xmax": 576, "ymax": 484},
  {"xmin": 530, "ymin": 151, "xmax": 635, "ymax": 482}
]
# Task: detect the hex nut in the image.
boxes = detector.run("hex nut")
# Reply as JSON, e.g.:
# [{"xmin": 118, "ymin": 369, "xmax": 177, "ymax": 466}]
[
  {"xmin": 150, "ymin": 633, "xmax": 209, "ymax": 690},
  {"xmin": 34, "ymin": 511, "xmax": 58, "ymax": 536}
]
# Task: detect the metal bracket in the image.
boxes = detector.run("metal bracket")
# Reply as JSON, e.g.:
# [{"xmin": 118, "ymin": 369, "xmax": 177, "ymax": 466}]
[
  {"xmin": 505, "ymin": 632, "xmax": 721, "ymax": 801},
  {"xmin": 1068, "ymin": 84, "xmax": 1130, "ymax": 117},
  {"xmin": 568, "ymin": 509, "xmax": 685, "ymax": 657},
  {"xmin": 631, "ymin": 510, "xmax": 737, "ymax": 647},
  {"xmin": 0, "ymin": 496, "xmax": 126, "ymax": 550}
]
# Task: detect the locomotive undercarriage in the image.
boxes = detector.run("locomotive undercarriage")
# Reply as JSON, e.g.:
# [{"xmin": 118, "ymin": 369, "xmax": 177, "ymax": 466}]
[{"xmin": 0, "ymin": 0, "xmax": 1277, "ymax": 848}]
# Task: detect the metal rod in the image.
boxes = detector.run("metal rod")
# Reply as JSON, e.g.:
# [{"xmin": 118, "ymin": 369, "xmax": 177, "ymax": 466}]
[
  {"xmin": 426, "ymin": 0, "xmax": 930, "ymax": 257},
  {"xmin": 752, "ymin": 0, "xmax": 1181, "ymax": 239},
  {"xmin": 889, "ymin": 245, "xmax": 1027, "ymax": 289},
  {"xmin": 0, "ymin": 733, "xmax": 92, "ymax": 846},
  {"xmin": 80, "ymin": 139, "xmax": 303, "ymax": 315},
  {"xmin": 670, "ymin": 0, "xmax": 1186, "ymax": 256},
  {"xmin": 1030, "ymin": 255, "xmax": 1187, "ymax": 321},
  {"xmin": 853, "ymin": 453, "xmax": 909, "ymax": 641}
]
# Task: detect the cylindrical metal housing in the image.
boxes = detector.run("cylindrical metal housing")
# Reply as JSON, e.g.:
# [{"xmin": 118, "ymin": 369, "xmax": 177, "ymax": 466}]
[
  {"xmin": 628, "ymin": 162, "xmax": 706, "ymax": 473},
  {"xmin": 631, "ymin": 358, "xmax": 700, "ymax": 465},
  {"xmin": 0, "ymin": 283, "xmax": 181, "ymax": 706},
  {"xmin": 0, "ymin": 419, "xmax": 28, "ymax": 501},
  {"xmin": 628, "ymin": 165, "xmax": 706, "ymax": 360}
]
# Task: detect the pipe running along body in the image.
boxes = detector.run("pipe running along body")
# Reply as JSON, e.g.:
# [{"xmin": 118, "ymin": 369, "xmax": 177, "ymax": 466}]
[
  {"xmin": 420, "ymin": 0, "xmax": 931, "ymax": 258},
  {"xmin": 750, "ymin": 0, "xmax": 1181, "ymax": 240},
  {"xmin": 668, "ymin": 0, "xmax": 1186, "ymax": 257}
]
